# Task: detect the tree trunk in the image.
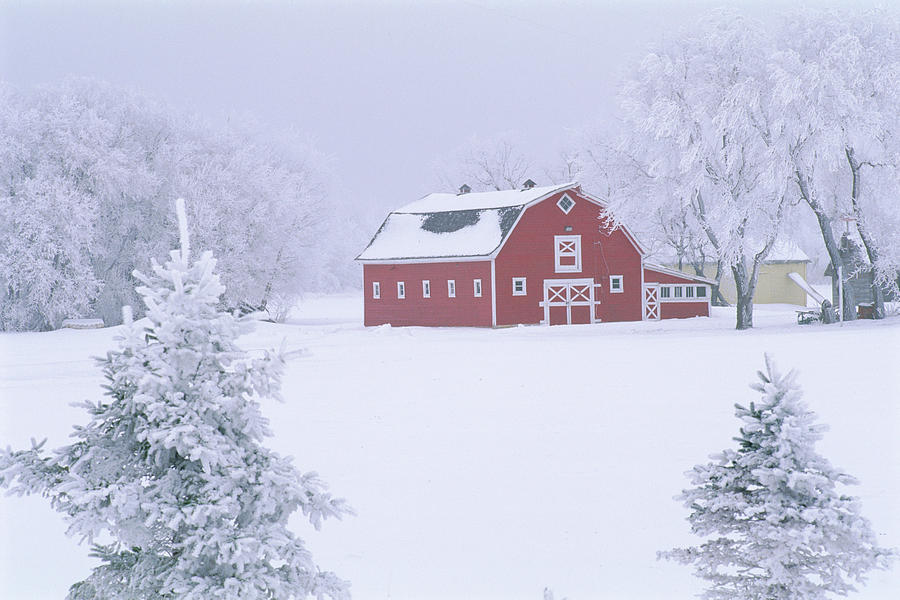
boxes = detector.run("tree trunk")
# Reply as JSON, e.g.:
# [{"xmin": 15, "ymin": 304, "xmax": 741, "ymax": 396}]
[
  {"xmin": 795, "ymin": 171, "xmax": 857, "ymax": 321},
  {"xmin": 845, "ymin": 148, "xmax": 885, "ymax": 319},
  {"xmin": 259, "ymin": 243, "xmax": 287, "ymax": 313},
  {"xmin": 711, "ymin": 259, "xmax": 728, "ymax": 306},
  {"xmin": 732, "ymin": 262, "xmax": 754, "ymax": 330},
  {"xmin": 689, "ymin": 190, "xmax": 740, "ymax": 320}
]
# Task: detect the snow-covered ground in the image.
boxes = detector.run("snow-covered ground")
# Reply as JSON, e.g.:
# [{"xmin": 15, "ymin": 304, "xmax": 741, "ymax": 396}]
[{"xmin": 1, "ymin": 294, "xmax": 898, "ymax": 599}]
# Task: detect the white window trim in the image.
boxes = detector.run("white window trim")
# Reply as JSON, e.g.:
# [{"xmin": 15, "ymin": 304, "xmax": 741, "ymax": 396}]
[
  {"xmin": 372, "ymin": 281, "xmax": 381, "ymax": 299},
  {"xmin": 657, "ymin": 284, "xmax": 710, "ymax": 302},
  {"xmin": 473, "ymin": 278, "xmax": 482, "ymax": 298},
  {"xmin": 422, "ymin": 280, "xmax": 430, "ymax": 298},
  {"xmin": 554, "ymin": 235, "xmax": 582, "ymax": 273},
  {"xmin": 512, "ymin": 277, "xmax": 527, "ymax": 296},
  {"xmin": 556, "ymin": 193, "xmax": 575, "ymax": 215},
  {"xmin": 609, "ymin": 275, "xmax": 624, "ymax": 293},
  {"xmin": 397, "ymin": 281, "xmax": 405, "ymax": 299},
  {"xmin": 448, "ymin": 279, "xmax": 456, "ymax": 298}
]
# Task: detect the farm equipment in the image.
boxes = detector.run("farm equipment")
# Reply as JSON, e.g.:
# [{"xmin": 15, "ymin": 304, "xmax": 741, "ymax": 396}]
[{"xmin": 788, "ymin": 272, "xmax": 836, "ymax": 325}]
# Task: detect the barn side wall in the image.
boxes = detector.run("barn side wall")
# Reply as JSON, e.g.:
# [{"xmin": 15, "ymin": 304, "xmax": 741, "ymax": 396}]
[
  {"xmin": 494, "ymin": 190, "xmax": 644, "ymax": 326},
  {"xmin": 643, "ymin": 268, "xmax": 710, "ymax": 318},
  {"xmin": 363, "ymin": 261, "xmax": 493, "ymax": 327}
]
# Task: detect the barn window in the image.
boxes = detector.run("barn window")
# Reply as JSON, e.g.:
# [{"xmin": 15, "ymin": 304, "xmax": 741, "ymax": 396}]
[
  {"xmin": 397, "ymin": 281, "xmax": 406, "ymax": 299},
  {"xmin": 448, "ymin": 280, "xmax": 456, "ymax": 298},
  {"xmin": 696, "ymin": 286, "xmax": 707, "ymax": 298},
  {"xmin": 474, "ymin": 279, "xmax": 482, "ymax": 297},
  {"xmin": 660, "ymin": 285, "xmax": 671, "ymax": 299},
  {"xmin": 422, "ymin": 280, "xmax": 431, "ymax": 298},
  {"xmin": 512, "ymin": 277, "xmax": 527, "ymax": 296},
  {"xmin": 674, "ymin": 285, "xmax": 683, "ymax": 298},
  {"xmin": 554, "ymin": 235, "xmax": 582, "ymax": 273},
  {"xmin": 686, "ymin": 286, "xmax": 694, "ymax": 298},
  {"xmin": 373, "ymin": 281, "xmax": 381, "ymax": 299},
  {"xmin": 609, "ymin": 275, "xmax": 623, "ymax": 293},
  {"xmin": 557, "ymin": 194, "xmax": 575, "ymax": 214}
]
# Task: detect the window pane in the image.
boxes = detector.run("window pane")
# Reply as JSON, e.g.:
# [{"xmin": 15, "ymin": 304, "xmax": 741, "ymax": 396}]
[
  {"xmin": 674, "ymin": 286, "xmax": 682, "ymax": 298},
  {"xmin": 697, "ymin": 286, "xmax": 707, "ymax": 297}
]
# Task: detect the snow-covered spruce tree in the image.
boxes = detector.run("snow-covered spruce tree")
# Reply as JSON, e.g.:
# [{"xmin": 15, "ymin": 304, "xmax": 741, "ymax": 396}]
[
  {"xmin": 660, "ymin": 355, "xmax": 894, "ymax": 600},
  {"xmin": 0, "ymin": 199, "xmax": 350, "ymax": 599}
]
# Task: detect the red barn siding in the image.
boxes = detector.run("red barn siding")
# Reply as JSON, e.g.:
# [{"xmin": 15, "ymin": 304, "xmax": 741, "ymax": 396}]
[
  {"xmin": 494, "ymin": 190, "xmax": 643, "ymax": 326},
  {"xmin": 363, "ymin": 261, "xmax": 492, "ymax": 327},
  {"xmin": 659, "ymin": 302, "xmax": 708, "ymax": 319}
]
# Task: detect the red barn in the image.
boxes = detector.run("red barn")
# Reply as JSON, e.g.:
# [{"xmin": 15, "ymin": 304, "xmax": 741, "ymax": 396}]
[{"xmin": 357, "ymin": 182, "xmax": 712, "ymax": 327}]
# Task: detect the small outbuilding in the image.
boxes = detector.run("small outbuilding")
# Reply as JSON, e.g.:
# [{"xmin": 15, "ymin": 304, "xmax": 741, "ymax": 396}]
[
  {"xmin": 666, "ymin": 241, "xmax": 812, "ymax": 306},
  {"xmin": 356, "ymin": 182, "xmax": 712, "ymax": 327},
  {"xmin": 824, "ymin": 233, "xmax": 897, "ymax": 308}
]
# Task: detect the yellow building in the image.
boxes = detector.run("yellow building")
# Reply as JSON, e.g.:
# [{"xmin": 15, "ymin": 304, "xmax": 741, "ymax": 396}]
[{"xmin": 666, "ymin": 242, "xmax": 811, "ymax": 306}]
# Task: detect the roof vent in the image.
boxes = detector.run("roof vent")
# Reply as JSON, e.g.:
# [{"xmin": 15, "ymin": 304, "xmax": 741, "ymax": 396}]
[
  {"xmin": 522, "ymin": 179, "xmax": 536, "ymax": 190},
  {"xmin": 458, "ymin": 183, "xmax": 471, "ymax": 195}
]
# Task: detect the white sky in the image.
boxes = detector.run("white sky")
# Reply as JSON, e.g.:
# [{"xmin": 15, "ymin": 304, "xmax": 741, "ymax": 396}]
[{"xmin": 0, "ymin": 0, "xmax": 876, "ymax": 217}]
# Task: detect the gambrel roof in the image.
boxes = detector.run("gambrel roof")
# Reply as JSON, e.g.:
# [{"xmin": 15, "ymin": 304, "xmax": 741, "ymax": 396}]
[{"xmin": 357, "ymin": 183, "xmax": 578, "ymax": 261}]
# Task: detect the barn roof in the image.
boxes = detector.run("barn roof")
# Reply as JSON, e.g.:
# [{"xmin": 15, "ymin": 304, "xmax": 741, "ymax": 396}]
[
  {"xmin": 396, "ymin": 182, "xmax": 575, "ymax": 213},
  {"xmin": 357, "ymin": 183, "xmax": 578, "ymax": 261},
  {"xmin": 766, "ymin": 240, "xmax": 811, "ymax": 263},
  {"xmin": 643, "ymin": 262, "xmax": 717, "ymax": 285}
]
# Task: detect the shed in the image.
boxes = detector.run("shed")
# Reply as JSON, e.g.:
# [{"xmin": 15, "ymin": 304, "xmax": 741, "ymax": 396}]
[
  {"xmin": 823, "ymin": 233, "xmax": 897, "ymax": 307},
  {"xmin": 665, "ymin": 241, "xmax": 812, "ymax": 305}
]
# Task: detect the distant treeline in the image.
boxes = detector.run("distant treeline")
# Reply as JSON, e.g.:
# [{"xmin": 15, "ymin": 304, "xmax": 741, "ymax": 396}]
[{"xmin": 0, "ymin": 78, "xmax": 364, "ymax": 330}]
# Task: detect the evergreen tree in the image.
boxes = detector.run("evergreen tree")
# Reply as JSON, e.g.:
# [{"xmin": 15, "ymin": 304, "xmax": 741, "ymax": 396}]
[
  {"xmin": 660, "ymin": 355, "xmax": 894, "ymax": 600},
  {"xmin": 0, "ymin": 199, "xmax": 350, "ymax": 599}
]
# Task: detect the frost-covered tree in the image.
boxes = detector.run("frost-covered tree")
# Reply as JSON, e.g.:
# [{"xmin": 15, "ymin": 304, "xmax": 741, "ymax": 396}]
[
  {"xmin": 660, "ymin": 355, "xmax": 894, "ymax": 599},
  {"xmin": 0, "ymin": 84, "xmax": 104, "ymax": 330},
  {"xmin": 0, "ymin": 78, "xmax": 360, "ymax": 331},
  {"xmin": 772, "ymin": 9, "xmax": 900, "ymax": 320},
  {"xmin": 0, "ymin": 199, "xmax": 351, "ymax": 599},
  {"xmin": 434, "ymin": 131, "xmax": 533, "ymax": 191},
  {"xmin": 613, "ymin": 11, "xmax": 793, "ymax": 329}
]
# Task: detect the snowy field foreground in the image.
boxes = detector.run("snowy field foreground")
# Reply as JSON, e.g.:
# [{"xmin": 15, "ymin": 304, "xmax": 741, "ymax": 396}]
[{"xmin": 1, "ymin": 295, "xmax": 898, "ymax": 599}]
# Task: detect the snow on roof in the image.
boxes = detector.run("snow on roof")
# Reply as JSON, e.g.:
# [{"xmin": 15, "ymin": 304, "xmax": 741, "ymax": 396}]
[
  {"xmin": 643, "ymin": 262, "xmax": 717, "ymax": 285},
  {"xmin": 395, "ymin": 182, "xmax": 577, "ymax": 213},
  {"xmin": 765, "ymin": 240, "xmax": 810, "ymax": 263},
  {"xmin": 357, "ymin": 207, "xmax": 522, "ymax": 261},
  {"xmin": 357, "ymin": 183, "xmax": 581, "ymax": 261}
]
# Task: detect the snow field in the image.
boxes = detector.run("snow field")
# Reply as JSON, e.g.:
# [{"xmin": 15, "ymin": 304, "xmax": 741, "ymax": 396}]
[{"xmin": 2, "ymin": 294, "xmax": 898, "ymax": 599}]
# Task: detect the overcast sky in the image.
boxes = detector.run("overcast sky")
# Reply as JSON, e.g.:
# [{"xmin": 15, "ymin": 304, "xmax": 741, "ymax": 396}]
[{"xmin": 0, "ymin": 0, "xmax": 878, "ymax": 219}]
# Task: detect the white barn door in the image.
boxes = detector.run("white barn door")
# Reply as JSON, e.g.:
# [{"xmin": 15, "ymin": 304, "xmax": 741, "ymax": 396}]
[
  {"xmin": 542, "ymin": 278, "xmax": 595, "ymax": 325},
  {"xmin": 643, "ymin": 284, "xmax": 660, "ymax": 320}
]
